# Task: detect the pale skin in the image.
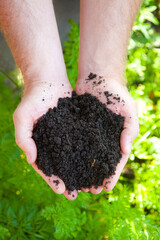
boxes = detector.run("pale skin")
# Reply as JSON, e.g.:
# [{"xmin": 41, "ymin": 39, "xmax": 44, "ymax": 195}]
[{"xmin": 0, "ymin": 0, "xmax": 141, "ymax": 200}]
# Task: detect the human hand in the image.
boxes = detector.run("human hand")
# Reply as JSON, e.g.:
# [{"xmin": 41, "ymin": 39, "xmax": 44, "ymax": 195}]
[
  {"xmin": 13, "ymin": 80, "xmax": 78, "ymax": 200},
  {"xmin": 75, "ymin": 75, "xmax": 139, "ymax": 194}
]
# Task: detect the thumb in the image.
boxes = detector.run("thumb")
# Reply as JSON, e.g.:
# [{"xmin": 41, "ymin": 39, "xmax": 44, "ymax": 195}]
[{"xmin": 13, "ymin": 108, "xmax": 37, "ymax": 164}]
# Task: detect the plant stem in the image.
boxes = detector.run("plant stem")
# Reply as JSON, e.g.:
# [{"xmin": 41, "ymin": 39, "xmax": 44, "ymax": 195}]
[{"xmin": 0, "ymin": 70, "xmax": 22, "ymax": 90}]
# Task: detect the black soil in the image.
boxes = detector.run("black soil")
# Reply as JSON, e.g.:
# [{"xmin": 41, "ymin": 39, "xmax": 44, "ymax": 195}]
[{"xmin": 33, "ymin": 91, "xmax": 124, "ymax": 191}]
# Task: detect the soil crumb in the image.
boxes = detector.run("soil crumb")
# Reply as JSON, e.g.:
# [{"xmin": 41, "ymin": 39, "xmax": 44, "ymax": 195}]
[
  {"xmin": 53, "ymin": 179, "xmax": 60, "ymax": 186},
  {"xmin": 86, "ymin": 73, "xmax": 97, "ymax": 80}
]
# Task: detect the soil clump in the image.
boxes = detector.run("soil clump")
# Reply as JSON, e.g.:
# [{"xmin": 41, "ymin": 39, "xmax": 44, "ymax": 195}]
[{"xmin": 33, "ymin": 91, "xmax": 124, "ymax": 191}]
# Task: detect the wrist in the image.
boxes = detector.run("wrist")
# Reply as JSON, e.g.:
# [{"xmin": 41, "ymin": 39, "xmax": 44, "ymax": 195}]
[
  {"xmin": 23, "ymin": 64, "xmax": 68, "ymax": 83},
  {"xmin": 21, "ymin": 56, "xmax": 68, "ymax": 87},
  {"xmin": 78, "ymin": 60, "xmax": 125, "ymax": 84},
  {"xmin": 77, "ymin": 70, "xmax": 124, "ymax": 85},
  {"xmin": 23, "ymin": 70, "xmax": 69, "ymax": 94}
]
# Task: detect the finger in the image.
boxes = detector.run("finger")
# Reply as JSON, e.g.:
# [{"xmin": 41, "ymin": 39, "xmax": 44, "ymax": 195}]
[
  {"xmin": 103, "ymin": 153, "xmax": 129, "ymax": 191},
  {"xmin": 32, "ymin": 162, "xmax": 65, "ymax": 194},
  {"xmin": 13, "ymin": 109, "xmax": 37, "ymax": 164},
  {"xmin": 81, "ymin": 187, "xmax": 90, "ymax": 192},
  {"xmin": 89, "ymin": 186, "xmax": 103, "ymax": 194},
  {"xmin": 121, "ymin": 110, "xmax": 139, "ymax": 155},
  {"xmin": 63, "ymin": 189, "xmax": 78, "ymax": 200}
]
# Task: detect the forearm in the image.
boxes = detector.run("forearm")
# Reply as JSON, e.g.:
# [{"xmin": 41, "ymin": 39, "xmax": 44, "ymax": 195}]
[
  {"xmin": 0, "ymin": 0, "xmax": 67, "ymax": 87},
  {"xmin": 78, "ymin": 0, "xmax": 142, "ymax": 81}
]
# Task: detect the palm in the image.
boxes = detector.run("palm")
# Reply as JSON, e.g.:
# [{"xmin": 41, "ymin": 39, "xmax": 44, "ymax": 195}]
[
  {"xmin": 75, "ymin": 76, "xmax": 139, "ymax": 194},
  {"xmin": 13, "ymin": 82, "xmax": 78, "ymax": 200}
]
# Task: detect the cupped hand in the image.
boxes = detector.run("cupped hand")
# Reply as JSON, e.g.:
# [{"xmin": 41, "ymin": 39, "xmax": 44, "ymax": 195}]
[
  {"xmin": 75, "ymin": 75, "xmax": 139, "ymax": 194},
  {"xmin": 13, "ymin": 80, "xmax": 77, "ymax": 200}
]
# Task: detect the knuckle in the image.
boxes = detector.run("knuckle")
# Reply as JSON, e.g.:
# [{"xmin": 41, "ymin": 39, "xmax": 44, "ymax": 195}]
[
  {"xmin": 13, "ymin": 108, "xmax": 20, "ymax": 123},
  {"xmin": 15, "ymin": 137, "xmax": 26, "ymax": 152},
  {"xmin": 15, "ymin": 137, "xmax": 21, "ymax": 147},
  {"xmin": 13, "ymin": 106, "xmax": 23, "ymax": 124},
  {"xmin": 13, "ymin": 109, "xmax": 17, "ymax": 122}
]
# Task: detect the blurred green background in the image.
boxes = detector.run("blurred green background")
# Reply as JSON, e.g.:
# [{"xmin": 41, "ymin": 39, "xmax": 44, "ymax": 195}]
[{"xmin": 0, "ymin": 0, "xmax": 160, "ymax": 239}]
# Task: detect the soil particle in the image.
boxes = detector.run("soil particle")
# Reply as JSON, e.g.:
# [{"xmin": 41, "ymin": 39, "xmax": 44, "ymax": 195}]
[
  {"xmin": 86, "ymin": 73, "xmax": 105, "ymax": 88},
  {"xmin": 104, "ymin": 91, "xmax": 125, "ymax": 105},
  {"xmin": 86, "ymin": 73, "xmax": 97, "ymax": 80},
  {"xmin": 53, "ymin": 179, "xmax": 60, "ymax": 186},
  {"xmin": 105, "ymin": 181, "xmax": 111, "ymax": 186},
  {"xmin": 107, "ymin": 100, "xmax": 112, "ymax": 105},
  {"xmin": 104, "ymin": 91, "xmax": 113, "ymax": 98},
  {"xmin": 98, "ymin": 80, "xmax": 102, "ymax": 85},
  {"xmin": 33, "ymin": 91, "xmax": 124, "ymax": 191}
]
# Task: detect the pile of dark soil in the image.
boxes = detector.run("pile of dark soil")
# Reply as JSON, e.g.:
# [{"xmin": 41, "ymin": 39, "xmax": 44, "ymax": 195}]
[{"xmin": 33, "ymin": 91, "xmax": 124, "ymax": 191}]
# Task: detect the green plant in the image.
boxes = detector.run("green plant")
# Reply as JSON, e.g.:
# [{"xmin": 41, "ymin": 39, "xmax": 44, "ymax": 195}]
[{"xmin": 0, "ymin": 0, "xmax": 160, "ymax": 239}]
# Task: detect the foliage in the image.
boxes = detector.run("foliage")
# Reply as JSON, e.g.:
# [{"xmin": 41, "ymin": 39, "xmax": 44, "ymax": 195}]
[
  {"xmin": 0, "ymin": 0, "xmax": 160, "ymax": 239},
  {"xmin": 63, "ymin": 19, "xmax": 79, "ymax": 89}
]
